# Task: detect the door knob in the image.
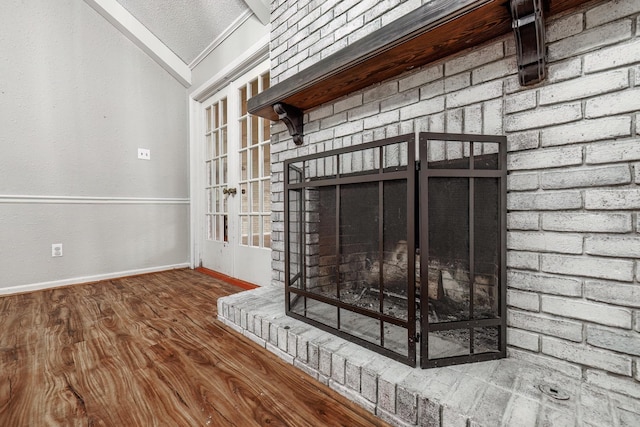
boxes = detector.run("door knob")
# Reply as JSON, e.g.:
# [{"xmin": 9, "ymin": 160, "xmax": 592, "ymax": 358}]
[{"xmin": 223, "ymin": 187, "xmax": 237, "ymax": 195}]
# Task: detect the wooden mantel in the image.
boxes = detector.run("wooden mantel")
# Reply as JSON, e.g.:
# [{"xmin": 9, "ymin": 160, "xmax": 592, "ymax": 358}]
[{"xmin": 248, "ymin": 0, "xmax": 584, "ymax": 124}]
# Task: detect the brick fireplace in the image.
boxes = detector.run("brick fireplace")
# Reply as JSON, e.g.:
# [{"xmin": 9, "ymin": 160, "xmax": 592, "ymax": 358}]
[{"xmin": 237, "ymin": 0, "xmax": 640, "ymax": 417}]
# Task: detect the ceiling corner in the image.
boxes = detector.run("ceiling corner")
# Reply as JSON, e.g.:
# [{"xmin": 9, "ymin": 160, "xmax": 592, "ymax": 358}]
[
  {"xmin": 84, "ymin": 0, "xmax": 192, "ymax": 87},
  {"xmin": 242, "ymin": 0, "xmax": 270, "ymax": 26}
]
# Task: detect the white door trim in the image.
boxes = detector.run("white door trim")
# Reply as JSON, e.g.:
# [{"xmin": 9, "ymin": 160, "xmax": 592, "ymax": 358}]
[
  {"xmin": 190, "ymin": 35, "xmax": 269, "ymax": 102},
  {"xmin": 188, "ymin": 37, "xmax": 269, "ymax": 269}
]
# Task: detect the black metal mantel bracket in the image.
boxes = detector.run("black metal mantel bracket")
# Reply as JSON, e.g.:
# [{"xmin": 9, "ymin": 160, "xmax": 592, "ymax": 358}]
[
  {"xmin": 274, "ymin": 102, "xmax": 304, "ymax": 145},
  {"xmin": 510, "ymin": 0, "xmax": 547, "ymax": 86}
]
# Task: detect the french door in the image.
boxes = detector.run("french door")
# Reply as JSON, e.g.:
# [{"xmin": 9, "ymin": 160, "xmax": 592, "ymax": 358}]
[{"xmin": 200, "ymin": 62, "xmax": 272, "ymax": 286}]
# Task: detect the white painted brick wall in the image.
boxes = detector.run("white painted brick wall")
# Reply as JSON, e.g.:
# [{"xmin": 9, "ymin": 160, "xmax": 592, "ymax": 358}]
[
  {"xmin": 508, "ymin": 145, "xmax": 583, "ymax": 170},
  {"xmin": 547, "ymin": 19, "xmax": 633, "ymax": 62},
  {"xmin": 363, "ymin": 80, "xmax": 398, "ymax": 103},
  {"xmin": 446, "ymin": 80, "xmax": 502, "ymax": 108},
  {"xmin": 586, "ymin": 369, "xmax": 640, "ymax": 399},
  {"xmin": 398, "ymin": 64, "xmax": 442, "ymax": 92},
  {"xmin": 587, "ymin": 325, "xmax": 640, "ymax": 356},
  {"xmin": 541, "ymin": 295, "xmax": 633, "ymax": 328},
  {"xmin": 509, "ymin": 348, "xmax": 583, "ymax": 378},
  {"xmin": 381, "ymin": 90, "xmax": 419, "ymax": 113},
  {"xmin": 507, "ymin": 251, "xmax": 539, "ymax": 270},
  {"xmin": 541, "ymin": 336, "xmax": 632, "ymax": 376},
  {"xmin": 507, "ymin": 172, "xmax": 538, "ymax": 191},
  {"xmin": 268, "ymin": 0, "xmax": 640, "ymax": 395},
  {"xmin": 586, "ymin": 139, "xmax": 640, "ymax": 164},
  {"xmin": 508, "ymin": 190, "xmax": 582, "ymax": 210},
  {"xmin": 585, "ymin": 189, "xmax": 640, "ymax": 209},
  {"xmin": 585, "ymin": 87, "xmax": 640, "ymax": 118},
  {"xmin": 347, "ymin": 102, "xmax": 378, "ymax": 121},
  {"xmin": 507, "ymin": 231, "xmax": 583, "ymax": 254},
  {"xmin": 507, "ymin": 328, "xmax": 539, "ymax": 351},
  {"xmin": 508, "ymin": 270, "xmax": 582, "ymax": 296},
  {"xmin": 334, "ymin": 93, "xmax": 363, "ymax": 113},
  {"xmin": 505, "ymin": 90, "xmax": 535, "ymax": 114},
  {"xmin": 472, "ymin": 56, "xmax": 517, "ymax": 84},
  {"xmin": 483, "ymin": 98, "xmax": 504, "ymax": 134},
  {"xmin": 548, "ymin": 57, "xmax": 582, "ymax": 82},
  {"xmin": 585, "ymin": 235, "xmax": 640, "ymax": 258},
  {"xmin": 505, "ymin": 103, "xmax": 582, "ymax": 132},
  {"xmin": 538, "ymin": 69, "xmax": 629, "ymax": 106},
  {"xmin": 540, "ymin": 116, "xmax": 631, "ymax": 147},
  {"xmin": 586, "ymin": 280, "xmax": 640, "ymax": 308},
  {"xmin": 546, "ymin": 12, "xmax": 583, "ymax": 43},
  {"xmin": 420, "ymin": 80, "xmax": 444, "ymax": 100},
  {"xmin": 507, "ymin": 212, "xmax": 539, "ymax": 230},
  {"xmin": 542, "ymin": 212, "xmax": 633, "ymax": 233},
  {"xmin": 444, "ymin": 73, "xmax": 470, "ymax": 92},
  {"xmin": 541, "ymin": 254, "xmax": 635, "ymax": 282},
  {"xmin": 506, "ymin": 131, "xmax": 539, "ymax": 152},
  {"xmin": 584, "ymin": 38, "xmax": 640, "ymax": 73},
  {"xmin": 444, "ymin": 42, "xmax": 504, "ymax": 76},
  {"xmin": 399, "ymin": 96, "xmax": 444, "ymax": 120},
  {"xmin": 585, "ymin": 0, "xmax": 640, "ymax": 28},
  {"xmin": 508, "ymin": 289, "xmax": 540, "ymax": 311},
  {"xmin": 363, "ymin": 110, "xmax": 398, "ymax": 130},
  {"xmin": 463, "ymin": 104, "xmax": 482, "ymax": 134},
  {"xmin": 508, "ymin": 310, "xmax": 582, "ymax": 342},
  {"xmin": 540, "ymin": 164, "xmax": 631, "ymax": 189}
]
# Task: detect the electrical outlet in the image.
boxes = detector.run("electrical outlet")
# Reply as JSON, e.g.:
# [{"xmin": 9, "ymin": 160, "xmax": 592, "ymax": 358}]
[
  {"xmin": 52, "ymin": 243, "xmax": 63, "ymax": 257},
  {"xmin": 137, "ymin": 148, "xmax": 151, "ymax": 160}
]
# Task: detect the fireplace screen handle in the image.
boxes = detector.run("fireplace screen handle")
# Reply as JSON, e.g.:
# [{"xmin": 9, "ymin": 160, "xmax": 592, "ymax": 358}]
[{"xmin": 223, "ymin": 187, "xmax": 237, "ymax": 196}]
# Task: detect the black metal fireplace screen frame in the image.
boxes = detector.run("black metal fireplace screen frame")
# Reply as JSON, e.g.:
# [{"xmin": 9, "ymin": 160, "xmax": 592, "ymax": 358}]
[
  {"xmin": 418, "ymin": 132, "xmax": 507, "ymax": 368},
  {"xmin": 284, "ymin": 132, "xmax": 506, "ymax": 368}
]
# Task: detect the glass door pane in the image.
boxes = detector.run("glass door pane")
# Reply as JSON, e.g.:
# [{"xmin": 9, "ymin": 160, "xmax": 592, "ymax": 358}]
[
  {"xmin": 205, "ymin": 99, "xmax": 228, "ymax": 242},
  {"xmin": 238, "ymin": 72, "xmax": 272, "ymax": 248}
]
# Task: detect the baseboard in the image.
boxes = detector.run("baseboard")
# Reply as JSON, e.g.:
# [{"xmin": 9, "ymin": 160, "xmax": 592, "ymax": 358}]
[
  {"xmin": 0, "ymin": 263, "xmax": 191, "ymax": 296},
  {"xmin": 196, "ymin": 267, "xmax": 259, "ymax": 290}
]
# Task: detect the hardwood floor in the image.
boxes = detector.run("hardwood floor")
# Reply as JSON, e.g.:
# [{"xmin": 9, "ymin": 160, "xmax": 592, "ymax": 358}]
[{"xmin": 0, "ymin": 269, "xmax": 389, "ymax": 426}]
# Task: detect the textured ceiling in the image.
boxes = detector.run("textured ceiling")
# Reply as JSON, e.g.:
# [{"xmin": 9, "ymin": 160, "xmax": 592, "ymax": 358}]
[{"xmin": 116, "ymin": 0, "xmax": 249, "ymax": 65}]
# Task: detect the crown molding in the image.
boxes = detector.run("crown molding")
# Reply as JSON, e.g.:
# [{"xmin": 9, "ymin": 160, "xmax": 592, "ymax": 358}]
[
  {"xmin": 189, "ymin": 9, "xmax": 255, "ymax": 70},
  {"xmin": 190, "ymin": 34, "xmax": 269, "ymax": 102},
  {"xmin": 242, "ymin": 0, "xmax": 270, "ymax": 26},
  {"xmin": 83, "ymin": 0, "xmax": 192, "ymax": 87}
]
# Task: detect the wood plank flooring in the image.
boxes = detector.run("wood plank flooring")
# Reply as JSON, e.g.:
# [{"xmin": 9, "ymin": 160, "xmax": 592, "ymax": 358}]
[{"xmin": 0, "ymin": 269, "xmax": 389, "ymax": 426}]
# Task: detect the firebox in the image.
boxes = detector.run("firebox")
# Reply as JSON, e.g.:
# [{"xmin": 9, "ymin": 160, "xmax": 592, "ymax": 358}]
[{"xmin": 284, "ymin": 132, "xmax": 506, "ymax": 368}]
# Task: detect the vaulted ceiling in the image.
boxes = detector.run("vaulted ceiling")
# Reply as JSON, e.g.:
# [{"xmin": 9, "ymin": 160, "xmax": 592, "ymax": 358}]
[{"xmin": 114, "ymin": 0, "xmax": 265, "ymax": 65}]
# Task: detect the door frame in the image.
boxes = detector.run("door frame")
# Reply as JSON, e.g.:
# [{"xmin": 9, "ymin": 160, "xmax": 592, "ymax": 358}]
[{"xmin": 188, "ymin": 36, "xmax": 269, "ymax": 271}]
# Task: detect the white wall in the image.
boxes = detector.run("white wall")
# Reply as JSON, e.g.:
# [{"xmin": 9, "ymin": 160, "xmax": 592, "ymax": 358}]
[{"xmin": 0, "ymin": 0, "xmax": 190, "ymax": 291}]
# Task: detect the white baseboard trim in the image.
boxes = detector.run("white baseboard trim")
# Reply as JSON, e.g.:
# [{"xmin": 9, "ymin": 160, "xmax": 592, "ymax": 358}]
[{"xmin": 0, "ymin": 263, "xmax": 191, "ymax": 296}]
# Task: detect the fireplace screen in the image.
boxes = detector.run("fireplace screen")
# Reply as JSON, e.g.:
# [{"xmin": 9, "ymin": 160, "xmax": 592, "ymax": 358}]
[{"xmin": 284, "ymin": 133, "xmax": 505, "ymax": 368}]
